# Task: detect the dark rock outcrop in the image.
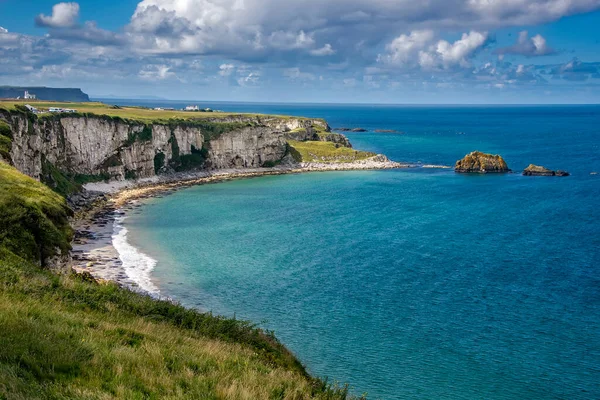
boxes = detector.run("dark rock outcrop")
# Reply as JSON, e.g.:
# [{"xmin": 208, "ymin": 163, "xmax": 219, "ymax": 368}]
[
  {"xmin": 0, "ymin": 86, "xmax": 90, "ymax": 102},
  {"xmin": 318, "ymin": 132, "xmax": 352, "ymax": 148},
  {"xmin": 523, "ymin": 164, "xmax": 570, "ymax": 177},
  {"xmin": 455, "ymin": 151, "xmax": 510, "ymax": 173}
]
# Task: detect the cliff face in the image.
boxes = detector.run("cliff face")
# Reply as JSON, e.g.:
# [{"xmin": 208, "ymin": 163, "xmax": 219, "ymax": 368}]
[{"xmin": 1, "ymin": 110, "xmax": 329, "ymax": 182}]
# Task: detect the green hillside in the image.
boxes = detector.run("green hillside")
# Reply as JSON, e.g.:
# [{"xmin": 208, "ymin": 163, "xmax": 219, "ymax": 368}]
[{"xmin": 0, "ymin": 162, "xmax": 358, "ymax": 399}]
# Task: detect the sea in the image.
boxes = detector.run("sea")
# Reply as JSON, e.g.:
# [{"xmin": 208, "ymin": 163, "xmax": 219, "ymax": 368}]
[{"xmin": 101, "ymin": 100, "xmax": 600, "ymax": 399}]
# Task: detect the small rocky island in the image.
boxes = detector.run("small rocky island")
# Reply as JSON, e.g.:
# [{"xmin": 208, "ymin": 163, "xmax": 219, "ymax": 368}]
[
  {"xmin": 455, "ymin": 151, "xmax": 510, "ymax": 173},
  {"xmin": 523, "ymin": 164, "xmax": 570, "ymax": 176}
]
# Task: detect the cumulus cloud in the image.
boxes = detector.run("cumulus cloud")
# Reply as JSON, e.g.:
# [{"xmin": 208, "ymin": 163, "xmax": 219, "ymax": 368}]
[
  {"xmin": 47, "ymin": 21, "xmax": 124, "ymax": 46},
  {"xmin": 35, "ymin": 2, "xmax": 80, "ymax": 28},
  {"xmin": 310, "ymin": 44, "xmax": 335, "ymax": 56},
  {"xmin": 379, "ymin": 30, "xmax": 489, "ymax": 70},
  {"xmin": 0, "ymin": 27, "xmax": 8, "ymax": 34},
  {"xmin": 126, "ymin": 0, "xmax": 600, "ymax": 59},
  {"xmin": 496, "ymin": 31, "xmax": 556, "ymax": 57}
]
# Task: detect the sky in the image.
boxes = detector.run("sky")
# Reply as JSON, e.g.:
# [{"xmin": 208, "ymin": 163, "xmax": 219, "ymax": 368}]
[{"xmin": 1, "ymin": 0, "xmax": 600, "ymax": 103}]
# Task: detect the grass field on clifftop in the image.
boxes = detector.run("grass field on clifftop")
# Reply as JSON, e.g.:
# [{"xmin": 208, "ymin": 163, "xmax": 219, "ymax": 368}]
[
  {"xmin": 0, "ymin": 100, "xmax": 311, "ymax": 123},
  {"xmin": 288, "ymin": 140, "xmax": 375, "ymax": 163},
  {"xmin": 0, "ymin": 161, "xmax": 357, "ymax": 399}
]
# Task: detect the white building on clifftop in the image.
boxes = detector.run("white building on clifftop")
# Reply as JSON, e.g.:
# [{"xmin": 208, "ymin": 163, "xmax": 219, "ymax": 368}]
[{"xmin": 24, "ymin": 90, "xmax": 36, "ymax": 100}]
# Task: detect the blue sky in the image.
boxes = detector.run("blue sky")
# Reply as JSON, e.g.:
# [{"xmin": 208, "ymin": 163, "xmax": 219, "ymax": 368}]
[{"xmin": 1, "ymin": 0, "xmax": 600, "ymax": 103}]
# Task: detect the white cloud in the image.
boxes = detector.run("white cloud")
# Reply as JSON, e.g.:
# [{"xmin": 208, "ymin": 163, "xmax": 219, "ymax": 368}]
[
  {"xmin": 435, "ymin": 31, "xmax": 489, "ymax": 68},
  {"xmin": 219, "ymin": 64, "xmax": 235, "ymax": 76},
  {"xmin": 496, "ymin": 31, "xmax": 555, "ymax": 57},
  {"xmin": 283, "ymin": 67, "xmax": 315, "ymax": 81},
  {"xmin": 0, "ymin": 27, "xmax": 8, "ymax": 34},
  {"xmin": 379, "ymin": 30, "xmax": 489, "ymax": 70},
  {"xmin": 139, "ymin": 64, "xmax": 177, "ymax": 80},
  {"xmin": 379, "ymin": 30, "xmax": 435, "ymax": 67},
  {"xmin": 237, "ymin": 71, "xmax": 260, "ymax": 87},
  {"xmin": 310, "ymin": 44, "xmax": 335, "ymax": 56},
  {"xmin": 126, "ymin": 0, "xmax": 600, "ymax": 59},
  {"xmin": 35, "ymin": 2, "xmax": 80, "ymax": 28}
]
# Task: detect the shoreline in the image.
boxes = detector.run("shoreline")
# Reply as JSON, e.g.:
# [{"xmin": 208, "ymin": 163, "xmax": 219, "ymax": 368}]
[{"xmin": 69, "ymin": 160, "xmax": 446, "ymax": 292}]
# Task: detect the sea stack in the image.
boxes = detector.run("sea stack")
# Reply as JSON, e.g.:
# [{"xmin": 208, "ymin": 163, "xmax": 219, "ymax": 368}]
[
  {"xmin": 523, "ymin": 164, "xmax": 570, "ymax": 176},
  {"xmin": 455, "ymin": 151, "xmax": 510, "ymax": 173}
]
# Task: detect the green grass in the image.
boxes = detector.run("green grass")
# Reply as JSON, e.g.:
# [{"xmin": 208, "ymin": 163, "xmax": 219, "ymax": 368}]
[
  {"xmin": 287, "ymin": 141, "xmax": 375, "ymax": 163},
  {"xmin": 0, "ymin": 100, "xmax": 313, "ymax": 123},
  {"xmin": 0, "ymin": 120, "xmax": 12, "ymax": 161},
  {"xmin": 0, "ymin": 162, "xmax": 360, "ymax": 399},
  {"xmin": 0, "ymin": 162, "xmax": 73, "ymax": 266}
]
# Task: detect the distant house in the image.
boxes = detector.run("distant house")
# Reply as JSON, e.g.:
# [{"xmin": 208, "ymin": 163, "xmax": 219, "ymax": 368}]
[
  {"xmin": 185, "ymin": 105, "xmax": 199, "ymax": 111},
  {"xmin": 24, "ymin": 90, "xmax": 36, "ymax": 100}
]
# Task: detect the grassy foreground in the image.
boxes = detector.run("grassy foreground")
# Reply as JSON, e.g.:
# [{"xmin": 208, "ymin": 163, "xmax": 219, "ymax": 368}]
[
  {"xmin": 288, "ymin": 140, "xmax": 375, "ymax": 163},
  {"xmin": 0, "ymin": 162, "xmax": 358, "ymax": 399}
]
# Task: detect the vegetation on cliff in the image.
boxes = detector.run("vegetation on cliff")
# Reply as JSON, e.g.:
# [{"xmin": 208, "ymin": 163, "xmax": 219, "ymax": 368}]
[
  {"xmin": 287, "ymin": 140, "xmax": 375, "ymax": 163},
  {"xmin": 454, "ymin": 151, "xmax": 510, "ymax": 173},
  {"xmin": 0, "ymin": 162, "xmax": 73, "ymax": 266},
  {"xmin": 0, "ymin": 120, "xmax": 11, "ymax": 162},
  {"xmin": 0, "ymin": 161, "xmax": 357, "ymax": 399}
]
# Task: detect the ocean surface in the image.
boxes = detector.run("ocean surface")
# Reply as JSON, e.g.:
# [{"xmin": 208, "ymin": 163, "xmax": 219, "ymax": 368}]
[{"xmin": 109, "ymin": 101, "xmax": 600, "ymax": 399}]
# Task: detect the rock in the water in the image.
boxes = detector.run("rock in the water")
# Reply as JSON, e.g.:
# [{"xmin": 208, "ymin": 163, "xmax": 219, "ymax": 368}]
[
  {"xmin": 523, "ymin": 164, "xmax": 570, "ymax": 177},
  {"xmin": 351, "ymin": 128, "xmax": 367, "ymax": 132},
  {"xmin": 455, "ymin": 151, "xmax": 510, "ymax": 173}
]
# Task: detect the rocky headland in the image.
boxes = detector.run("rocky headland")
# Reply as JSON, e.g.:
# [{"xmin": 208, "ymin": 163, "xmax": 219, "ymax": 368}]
[
  {"xmin": 455, "ymin": 151, "xmax": 510, "ymax": 173},
  {"xmin": 523, "ymin": 164, "xmax": 570, "ymax": 176}
]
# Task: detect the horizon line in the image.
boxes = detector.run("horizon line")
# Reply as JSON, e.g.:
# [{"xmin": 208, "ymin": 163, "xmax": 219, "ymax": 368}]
[{"xmin": 90, "ymin": 97, "xmax": 600, "ymax": 107}]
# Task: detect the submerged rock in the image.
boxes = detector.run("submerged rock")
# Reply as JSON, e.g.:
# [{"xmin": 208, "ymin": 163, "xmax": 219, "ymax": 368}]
[
  {"xmin": 523, "ymin": 164, "xmax": 570, "ymax": 177},
  {"xmin": 455, "ymin": 151, "xmax": 510, "ymax": 173}
]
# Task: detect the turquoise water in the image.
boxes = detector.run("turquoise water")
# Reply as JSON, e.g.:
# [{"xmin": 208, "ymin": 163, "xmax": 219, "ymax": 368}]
[{"xmin": 122, "ymin": 105, "xmax": 600, "ymax": 399}]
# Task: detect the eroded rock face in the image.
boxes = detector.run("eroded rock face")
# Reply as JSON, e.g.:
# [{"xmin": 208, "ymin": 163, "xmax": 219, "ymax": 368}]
[
  {"xmin": 523, "ymin": 164, "xmax": 570, "ymax": 176},
  {"xmin": 3, "ymin": 111, "xmax": 323, "ymax": 181},
  {"xmin": 455, "ymin": 151, "xmax": 510, "ymax": 173},
  {"xmin": 319, "ymin": 133, "xmax": 352, "ymax": 148}
]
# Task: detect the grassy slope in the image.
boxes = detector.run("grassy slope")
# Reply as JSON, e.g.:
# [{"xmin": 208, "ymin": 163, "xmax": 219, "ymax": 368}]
[
  {"xmin": 0, "ymin": 162, "xmax": 356, "ymax": 399},
  {"xmin": 287, "ymin": 140, "xmax": 375, "ymax": 163},
  {"xmin": 0, "ymin": 101, "xmax": 307, "ymax": 123}
]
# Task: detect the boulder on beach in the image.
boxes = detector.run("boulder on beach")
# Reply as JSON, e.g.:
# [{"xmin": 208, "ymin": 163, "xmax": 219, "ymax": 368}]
[
  {"xmin": 523, "ymin": 164, "xmax": 570, "ymax": 177},
  {"xmin": 454, "ymin": 151, "xmax": 510, "ymax": 173}
]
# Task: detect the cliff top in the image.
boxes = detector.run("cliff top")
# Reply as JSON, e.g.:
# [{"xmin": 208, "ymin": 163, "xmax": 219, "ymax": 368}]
[{"xmin": 0, "ymin": 100, "xmax": 324, "ymax": 124}]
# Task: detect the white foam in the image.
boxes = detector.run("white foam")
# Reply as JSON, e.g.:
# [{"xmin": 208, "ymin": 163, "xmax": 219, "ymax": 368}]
[{"xmin": 112, "ymin": 215, "xmax": 160, "ymax": 295}]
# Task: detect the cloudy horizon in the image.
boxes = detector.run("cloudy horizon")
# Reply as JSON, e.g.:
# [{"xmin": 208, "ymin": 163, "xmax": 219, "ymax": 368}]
[{"xmin": 1, "ymin": 0, "xmax": 600, "ymax": 103}]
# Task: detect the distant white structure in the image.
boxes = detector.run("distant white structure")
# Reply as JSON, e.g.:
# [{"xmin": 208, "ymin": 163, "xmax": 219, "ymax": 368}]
[
  {"xmin": 49, "ymin": 107, "xmax": 76, "ymax": 113},
  {"xmin": 24, "ymin": 90, "xmax": 36, "ymax": 100},
  {"xmin": 185, "ymin": 105, "xmax": 199, "ymax": 111}
]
